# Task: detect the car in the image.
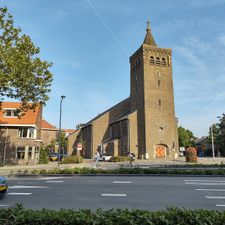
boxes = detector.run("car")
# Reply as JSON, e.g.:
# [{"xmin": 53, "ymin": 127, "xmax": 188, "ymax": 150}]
[
  {"xmin": 0, "ymin": 176, "xmax": 8, "ymax": 197},
  {"xmin": 48, "ymin": 153, "xmax": 68, "ymax": 161},
  {"xmin": 98, "ymin": 154, "xmax": 113, "ymax": 162}
]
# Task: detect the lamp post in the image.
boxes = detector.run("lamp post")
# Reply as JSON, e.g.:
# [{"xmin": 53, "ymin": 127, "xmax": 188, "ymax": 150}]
[
  {"xmin": 58, "ymin": 95, "xmax": 66, "ymax": 166},
  {"xmin": 210, "ymin": 125, "xmax": 215, "ymax": 161}
]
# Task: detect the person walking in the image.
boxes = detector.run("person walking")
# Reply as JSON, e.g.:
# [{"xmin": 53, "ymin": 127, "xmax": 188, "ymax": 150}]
[{"xmin": 94, "ymin": 151, "xmax": 100, "ymax": 167}]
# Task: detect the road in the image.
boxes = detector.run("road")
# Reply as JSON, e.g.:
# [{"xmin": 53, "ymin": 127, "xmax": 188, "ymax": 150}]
[{"xmin": 1, "ymin": 176, "xmax": 225, "ymax": 210}]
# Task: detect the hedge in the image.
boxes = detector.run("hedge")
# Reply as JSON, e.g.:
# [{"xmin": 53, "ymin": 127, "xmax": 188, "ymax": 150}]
[
  {"xmin": 0, "ymin": 204, "xmax": 225, "ymax": 225},
  {"xmin": 26, "ymin": 167, "xmax": 225, "ymax": 176}
]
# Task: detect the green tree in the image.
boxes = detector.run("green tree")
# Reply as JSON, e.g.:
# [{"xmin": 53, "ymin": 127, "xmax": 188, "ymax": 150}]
[
  {"xmin": 218, "ymin": 114, "xmax": 225, "ymax": 156},
  {"xmin": 178, "ymin": 126, "xmax": 196, "ymax": 148},
  {"xmin": 0, "ymin": 7, "xmax": 53, "ymax": 111},
  {"xmin": 38, "ymin": 147, "xmax": 48, "ymax": 164}
]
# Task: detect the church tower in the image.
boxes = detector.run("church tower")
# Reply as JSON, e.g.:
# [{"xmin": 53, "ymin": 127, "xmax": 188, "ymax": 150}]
[{"xmin": 130, "ymin": 21, "xmax": 178, "ymax": 159}]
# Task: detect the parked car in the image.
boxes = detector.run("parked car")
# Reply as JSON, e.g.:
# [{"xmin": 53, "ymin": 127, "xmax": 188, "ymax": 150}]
[
  {"xmin": 98, "ymin": 154, "xmax": 113, "ymax": 161},
  {"xmin": 48, "ymin": 153, "xmax": 68, "ymax": 161},
  {"xmin": 0, "ymin": 176, "xmax": 8, "ymax": 197}
]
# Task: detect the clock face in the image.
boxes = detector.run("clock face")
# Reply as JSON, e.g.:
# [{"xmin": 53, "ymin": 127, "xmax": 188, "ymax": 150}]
[{"xmin": 155, "ymin": 145, "xmax": 166, "ymax": 158}]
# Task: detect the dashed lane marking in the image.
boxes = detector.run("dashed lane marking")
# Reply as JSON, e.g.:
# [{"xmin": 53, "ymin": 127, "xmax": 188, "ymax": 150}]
[
  {"xmin": 184, "ymin": 179, "xmax": 225, "ymax": 182},
  {"xmin": 9, "ymin": 185, "xmax": 49, "ymax": 189},
  {"xmin": 113, "ymin": 181, "xmax": 132, "ymax": 184},
  {"xmin": 205, "ymin": 196, "xmax": 225, "ymax": 199},
  {"xmin": 7, "ymin": 192, "xmax": 32, "ymax": 196},
  {"xmin": 185, "ymin": 182, "xmax": 225, "ymax": 185},
  {"xmin": 45, "ymin": 180, "xmax": 64, "ymax": 183},
  {"xmin": 196, "ymin": 189, "xmax": 225, "ymax": 192},
  {"xmin": 101, "ymin": 194, "xmax": 127, "ymax": 197},
  {"xmin": 216, "ymin": 204, "xmax": 225, "ymax": 207}
]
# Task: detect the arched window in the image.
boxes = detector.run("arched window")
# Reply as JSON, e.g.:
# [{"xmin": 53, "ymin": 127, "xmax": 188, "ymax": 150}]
[
  {"xmin": 161, "ymin": 58, "xmax": 166, "ymax": 66},
  {"xmin": 150, "ymin": 56, "xmax": 155, "ymax": 65},
  {"xmin": 156, "ymin": 57, "xmax": 160, "ymax": 66}
]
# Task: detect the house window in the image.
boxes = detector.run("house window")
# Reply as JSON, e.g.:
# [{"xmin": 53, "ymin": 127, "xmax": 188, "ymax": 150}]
[
  {"xmin": 18, "ymin": 127, "xmax": 36, "ymax": 138},
  {"xmin": 161, "ymin": 58, "xmax": 166, "ymax": 66},
  {"xmin": 4, "ymin": 108, "xmax": 20, "ymax": 117},
  {"xmin": 17, "ymin": 147, "xmax": 25, "ymax": 160},
  {"xmin": 28, "ymin": 147, "xmax": 33, "ymax": 159},
  {"xmin": 150, "ymin": 56, "xmax": 154, "ymax": 65}
]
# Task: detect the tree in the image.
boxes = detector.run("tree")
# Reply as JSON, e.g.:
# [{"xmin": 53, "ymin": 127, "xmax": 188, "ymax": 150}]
[
  {"xmin": 0, "ymin": 7, "xmax": 53, "ymax": 112},
  {"xmin": 218, "ymin": 114, "xmax": 225, "ymax": 156},
  {"xmin": 178, "ymin": 126, "xmax": 196, "ymax": 148}
]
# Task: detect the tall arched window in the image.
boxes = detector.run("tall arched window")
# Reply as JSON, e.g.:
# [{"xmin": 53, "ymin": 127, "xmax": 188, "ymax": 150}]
[
  {"xmin": 161, "ymin": 58, "xmax": 166, "ymax": 66},
  {"xmin": 150, "ymin": 56, "xmax": 155, "ymax": 65},
  {"xmin": 156, "ymin": 57, "xmax": 160, "ymax": 66}
]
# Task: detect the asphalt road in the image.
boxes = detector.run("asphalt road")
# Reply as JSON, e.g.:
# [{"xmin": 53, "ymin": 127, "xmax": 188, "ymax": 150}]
[{"xmin": 1, "ymin": 176, "xmax": 225, "ymax": 210}]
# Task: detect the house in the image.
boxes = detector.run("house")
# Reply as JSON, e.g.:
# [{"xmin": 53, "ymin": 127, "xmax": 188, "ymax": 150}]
[
  {"xmin": 0, "ymin": 102, "xmax": 42, "ymax": 164},
  {"xmin": 68, "ymin": 21, "xmax": 179, "ymax": 160}
]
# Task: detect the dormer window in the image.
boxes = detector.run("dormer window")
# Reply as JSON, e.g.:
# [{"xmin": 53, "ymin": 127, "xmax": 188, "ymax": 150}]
[{"xmin": 4, "ymin": 108, "xmax": 20, "ymax": 117}]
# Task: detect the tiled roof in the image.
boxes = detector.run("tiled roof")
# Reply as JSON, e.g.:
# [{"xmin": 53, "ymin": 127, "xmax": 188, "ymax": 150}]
[
  {"xmin": 0, "ymin": 102, "xmax": 40, "ymax": 125},
  {"xmin": 41, "ymin": 119, "xmax": 57, "ymax": 130}
]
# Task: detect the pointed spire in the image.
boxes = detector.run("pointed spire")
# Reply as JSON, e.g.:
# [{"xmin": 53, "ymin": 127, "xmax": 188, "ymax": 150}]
[{"xmin": 143, "ymin": 19, "xmax": 157, "ymax": 46}]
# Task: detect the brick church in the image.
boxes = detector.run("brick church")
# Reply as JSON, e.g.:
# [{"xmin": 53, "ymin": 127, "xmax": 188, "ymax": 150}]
[{"xmin": 68, "ymin": 21, "xmax": 179, "ymax": 160}]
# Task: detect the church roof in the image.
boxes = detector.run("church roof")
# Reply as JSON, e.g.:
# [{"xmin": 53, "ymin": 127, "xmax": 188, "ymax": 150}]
[{"xmin": 143, "ymin": 20, "xmax": 157, "ymax": 46}]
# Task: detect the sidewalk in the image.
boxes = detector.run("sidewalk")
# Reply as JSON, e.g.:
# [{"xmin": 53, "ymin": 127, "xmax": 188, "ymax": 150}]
[{"xmin": 1, "ymin": 157, "xmax": 225, "ymax": 176}]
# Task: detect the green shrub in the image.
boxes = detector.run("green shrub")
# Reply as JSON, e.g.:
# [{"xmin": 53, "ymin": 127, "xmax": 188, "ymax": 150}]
[
  {"xmin": 38, "ymin": 147, "xmax": 49, "ymax": 164},
  {"xmin": 62, "ymin": 155, "xmax": 83, "ymax": 164},
  {"xmin": 112, "ymin": 156, "xmax": 129, "ymax": 162},
  {"xmin": 0, "ymin": 205, "xmax": 225, "ymax": 225}
]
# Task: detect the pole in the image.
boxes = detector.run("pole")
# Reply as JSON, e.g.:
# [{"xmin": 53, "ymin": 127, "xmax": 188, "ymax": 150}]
[
  {"xmin": 58, "ymin": 95, "xmax": 66, "ymax": 167},
  {"xmin": 211, "ymin": 125, "xmax": 215, "ymax": 161},
  {"xmin": 3, "ymin": 127, "xmax": 8, "ymax": 165}
]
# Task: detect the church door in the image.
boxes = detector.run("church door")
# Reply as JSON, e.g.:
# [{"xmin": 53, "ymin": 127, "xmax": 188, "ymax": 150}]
[{"xmin": 155, "ymin": 145, "xmax": 166, "ymax": 158}]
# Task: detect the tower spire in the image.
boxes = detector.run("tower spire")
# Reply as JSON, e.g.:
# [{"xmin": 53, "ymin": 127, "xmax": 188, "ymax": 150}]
[{"xmin": 143, "ymin": 19, "xmax": 156, "ymax": 46}]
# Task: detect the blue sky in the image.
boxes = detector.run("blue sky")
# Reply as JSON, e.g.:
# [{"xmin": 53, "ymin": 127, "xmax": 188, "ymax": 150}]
[{"xmin": 1, "ymin": 0, "xmax": 225, "ymax": 138}]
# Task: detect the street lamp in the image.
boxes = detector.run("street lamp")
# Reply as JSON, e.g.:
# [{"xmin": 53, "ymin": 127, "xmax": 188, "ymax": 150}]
[
  {"xmin": 210, "ymin": 125, "xmax": 215, "ymax": 161},
  {"xmin": 58, "ymin": 95, "xmax": 66, "ymax": 166}
]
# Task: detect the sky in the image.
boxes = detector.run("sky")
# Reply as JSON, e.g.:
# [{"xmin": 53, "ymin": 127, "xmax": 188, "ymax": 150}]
[{"xmin": 1, "ymin": 0, "xmax": 225, "ymax": 138}]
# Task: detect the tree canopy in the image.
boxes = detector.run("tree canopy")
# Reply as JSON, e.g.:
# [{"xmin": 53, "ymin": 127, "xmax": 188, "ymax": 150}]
[
  {"xmin": 178, "ymin": 126, "xmax": 196, "ymax": 148},
  {"xmin": 0, "ymin": 7, "xmax": 53, "ymax": 111}
]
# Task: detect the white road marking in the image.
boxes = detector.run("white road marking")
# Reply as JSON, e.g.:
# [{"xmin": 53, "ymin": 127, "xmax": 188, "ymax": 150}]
[
  {"xmin": 185, "ymin": 182, "xmax": 225, "ymax": 185},
  {"xmin": 7, "ymin": 192, "xmax": 32, "ymax": 196},
  {"xmin": 101, "ymin": 193, "xmax": 127, "ymax": 197},
  {"xmin": 9, "ymin": 185, "xmax": 49, "ymax": 189},
  {"xmin": 196, "ymin": 189, "xmax": 225, "ymax": 192},
  {"xmin": 0, "ymin": 205, "xmax": 10, "ymax": 207},
  {"xmin": 45, "ymin": 180, "xmax": 64, "ymax": 183},
  {"xmin": 113, "ymin": 181, "xmax": 132, "ymax": 184},
  {"xmin": 184, "ymin": 180, "xmax": 225, "ymax": 182},
  {"xmin": 39, "ymin": 177, "xmax": 64, "ymax": 180},
  {"xmin": 205, "ymin": 196, "xmax": 225, "ymax": 199},
  {"xmin": 216, "ymin": 204, "xmax": 225, "ymax": 207}
]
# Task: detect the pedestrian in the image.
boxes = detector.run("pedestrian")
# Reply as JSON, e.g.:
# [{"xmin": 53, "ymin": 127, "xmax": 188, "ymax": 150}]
[
  {"xmin": 94, "ymin": 151, "xmax": 100, "ymax": 167},
  {"xmin": 128, "ymin": 152, "xmax": 135, "ymax": 167}
]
